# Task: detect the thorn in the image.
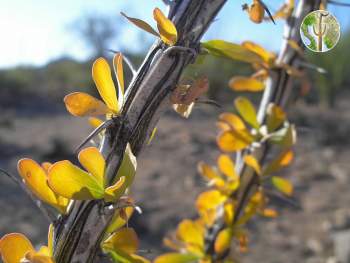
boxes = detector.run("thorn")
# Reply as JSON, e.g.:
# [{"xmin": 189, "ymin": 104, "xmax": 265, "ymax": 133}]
[
  {"xmin": 258, "ymin": 0, "xmax": 276, "ymax": 24},
  {"xmin": 0, "ymin": 168, "xmax": 56, "ymax": 222},
  {"xmin": 163, "ymin": 46, "xmax": 198, "ymax": 61},
  {"xmin": 161, "ymin": 0, "xmax": 172, "ymax": 6},
  {"xmin": 135, "ymin": 206, "xmax": 143, "ymax": 214},
  {"xmin": 75, "ymin": 119, "xmax": 114, "ymax": 154},
  {"xmin": 0, "ymin": 167, "xmax": 20, "ymax": 184},
  {"xmin": 298, "ymin": 61, "xmax": 327, "ymax": 74},
  {"xmin": 196, "ymin": 98, "xmax": 221, "ymax": 108}
]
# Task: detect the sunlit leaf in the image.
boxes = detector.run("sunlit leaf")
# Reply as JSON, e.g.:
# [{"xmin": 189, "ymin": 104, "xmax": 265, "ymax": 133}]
[
  {"xmin": 114, "ymin": 144, "xmax": 137, "ymax": 188},
  {"xmin": 197, "ymin": 162, "xmax": 225, "ymax": 188},
  {"xmin": 48, "ymin": 224, "xmax": 54, "ymax": 257},
  {"xmin": 48, "ymin": 160, "xmax": 104, "ymax": 200},
  {"xmin": 262, "ymin": 208, "xmax": 278, "ymax": 218},
  {"xmin": 154, "ymin": 253, "xmax": 200, "ymax": 263},
  {"xmin": 64, "ymin": 92, "xmax": 111, "ymax": 117},
  {"xmin": 24, "ymin": 252, "xmax": 54, "ymax": 263},
  {"xmin": 244, "ymin": 155, "xmax": 261, "ymax": 175},
  {"xmin": 36, "ymin": 246, "xmax": 50, "ymax": 257},
  {"xmin": 17, "ymin": 159, "xmax": 59, "ymax": 208},
  {"xmin": 176, "ymin": 219, "xmax": 204, "ymax": 256},
  {"xmin": 242, "ymin": 41, "xmax": 276, "ymax": 65},
  {"xmin": 92, "ymin": 57, "xmax": 119, "ymax": 113},
  {"xmin": 41, "ymin": 162, "xmax": 52, "ymax": 173},
  {"xmin": 217, "ymin": 130, "xmax": 253, "ymax": 152},
  {"xmin": 214, "ymin": 228, "xmax": 232, "ymax": 255},
  {"xmin": 0, "ymin": 233, "xmax": 34, "ymax": 263},
  {"xmin": 103, "ymin": 227, "xmax": 139, "ymax": 254},
  {"xmin": 229, "ymin": 76, "xmax": 265, "ymax": 92},
  {"xmin": 197, "ymin": 162, "xmax": 218, "ymax": 181},
  {"xmin": 196, "ymin": 190, "xmax": 226, "ymax": 211},
  {"xmin": 147, "ymin": 127, "xmax": 157, "ymax": 145},
  {"xmin": 266, "ymin": 104, "xmax": 286, "ymax": 132},
  {"xmin": 196, "ymin": 190, "xmax": 227, "ymax": 217},
  {"xmin": 120, "ymin": 12, "xmax": 159, "ymax": 37},
  {"xmin": 262, "ymin": 150, "xmax": 293, "ymax": 176},
  {"xmin": 202, "ymin": 40, "xmax": 264, "ymax": 64},
  {"xmin": 270, "ymin": 0, "xmax": 294, "ymax": 20},
  {"xmin": 234, "ymin": 97, "xmax": 260, "ymax": 129},
  {"xmin": 224, "ymin": 202, "xmax": 235, "ymax": 225},
  {"xmin": 104, "ymin": 176, "xmax": 127, "ymax": 203},
  {"xmin": 88, "ymin": 117, "xmax": 104, "ymax": 129},
  {"xmin": 218, "ymin": 113, "xmax": 246, "ymax": 131},
  {"xmin": 106, "ymin": 207, "xmax": 134, "ymax": 234},
  {"xmin": 218, "ymin": 154, "xmax": 238, "ymax": 180},
  {"xmin": 271, "ymin": 176, "xmax": 293, "ymax": 196},
  {"xmin": 153, "ymin": 8, "xmax": 178, "ymax": 46},
  {"xmin": 113, "ymin": 53, "xmax": 125, "ymax": 108},
  {"xmin": 108, "ymin": 250, "xmax": 147, "ymax": 263},
  {"xmin": 78, "ymin": 147, "xmax": 105, "ymax": 187},
  {"xmin": 269, "ymin": 124, "xmax": 296, "ymax": 147},
  {"xmin": 251, "ymin": 68, "xmax": 269, "ymax": 80}
]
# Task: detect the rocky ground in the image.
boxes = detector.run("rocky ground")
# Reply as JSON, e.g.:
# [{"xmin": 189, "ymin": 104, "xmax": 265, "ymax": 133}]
[{"xmin": 0, "ymin": 96, "xmax": 350, "ymax": 263}]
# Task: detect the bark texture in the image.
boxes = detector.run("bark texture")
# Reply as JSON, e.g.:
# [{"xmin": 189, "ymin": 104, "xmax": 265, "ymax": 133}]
[{"xmin": 52, "ymin": 0, "xmax": 227, "ymax": 262}]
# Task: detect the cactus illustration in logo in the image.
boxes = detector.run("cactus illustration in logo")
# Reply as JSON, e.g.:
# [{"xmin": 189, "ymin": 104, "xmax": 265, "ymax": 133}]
[{"xmin": 300, "ymin": 10, "xmax": 340, "ymax": 52}]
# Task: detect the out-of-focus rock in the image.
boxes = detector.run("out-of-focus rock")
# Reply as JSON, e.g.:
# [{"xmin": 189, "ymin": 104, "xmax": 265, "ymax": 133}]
[{"xmin": 332, "ymin": 229, "xmax": 350, "ymax": 263}]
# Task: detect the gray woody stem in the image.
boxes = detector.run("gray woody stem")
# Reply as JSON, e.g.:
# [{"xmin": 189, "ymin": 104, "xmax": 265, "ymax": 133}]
[
  {"xmin": 204, "ymin": 0, "xmax": 322, "ymax": 259},
  {"xmin": 52, "ymin": 1, "xmax": 227, "ymax": 262}
]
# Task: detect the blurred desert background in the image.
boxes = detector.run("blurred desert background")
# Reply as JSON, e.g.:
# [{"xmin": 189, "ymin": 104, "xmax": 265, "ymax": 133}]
[{"xmin": 1, "ymin": 1, "xmax": 350, "ymax": 262}]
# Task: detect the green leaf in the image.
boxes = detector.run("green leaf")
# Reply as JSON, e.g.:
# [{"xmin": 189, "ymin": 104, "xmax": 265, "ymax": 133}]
[
  {"xmin": 262, "ymin": 150, "xmax": 293, "ymax": 176},
  {"xmin": 114, "ymin": 144, "xmax": 137, "ymax": 188},
  {"xmin": 271, "ymin": 176, "xmax": 293, "ymax": 196},
  {"xmin": 234, "ymin": 97, "xmax": 260, "ymax": 129},
  {"xmin": 269, "ymin": 124, "xmax": 296, "ymax": 147},
  {"xmin": 266, "ymin": 104, "xmax": 286, "ymax": 133},
  {"xmin": 48, "ymin": 160, "xmax": 105, "ymax": 200},
  {"xmin": 201, "ymin": 40, "xmax": 264, "ymax": 64}
]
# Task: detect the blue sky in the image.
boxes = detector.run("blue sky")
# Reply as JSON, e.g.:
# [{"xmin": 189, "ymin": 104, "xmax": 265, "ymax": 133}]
[{"xmin": 0, "ymin": 0, "xmax": 349, "ymax": 69}]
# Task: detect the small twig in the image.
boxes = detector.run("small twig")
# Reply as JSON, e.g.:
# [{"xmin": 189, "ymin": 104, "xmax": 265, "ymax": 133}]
[
  {"xmin": 75, "ymin": 119, "xmax": 114, "ymax": 153},
  {"xmin": 196, "ymin": 98, "xmax": 221, "ymax": 108},
  {"xmin": 0, "ymin": 168, "xmax": 55, "ymax": 222},
  {"xmin": 258, "ymin": 0, "xmax": 276, "ymax": 24},
  {"xmin": 265, "ymin": 188, "xmax": 301, "ymax": 209},
  {"xmin": 298, "ymin": 60, "xmax": 327, "ymax": 74},
  {"xmin": 161, "ymin": 0, "xmax": 172, "ymax": 6}
]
